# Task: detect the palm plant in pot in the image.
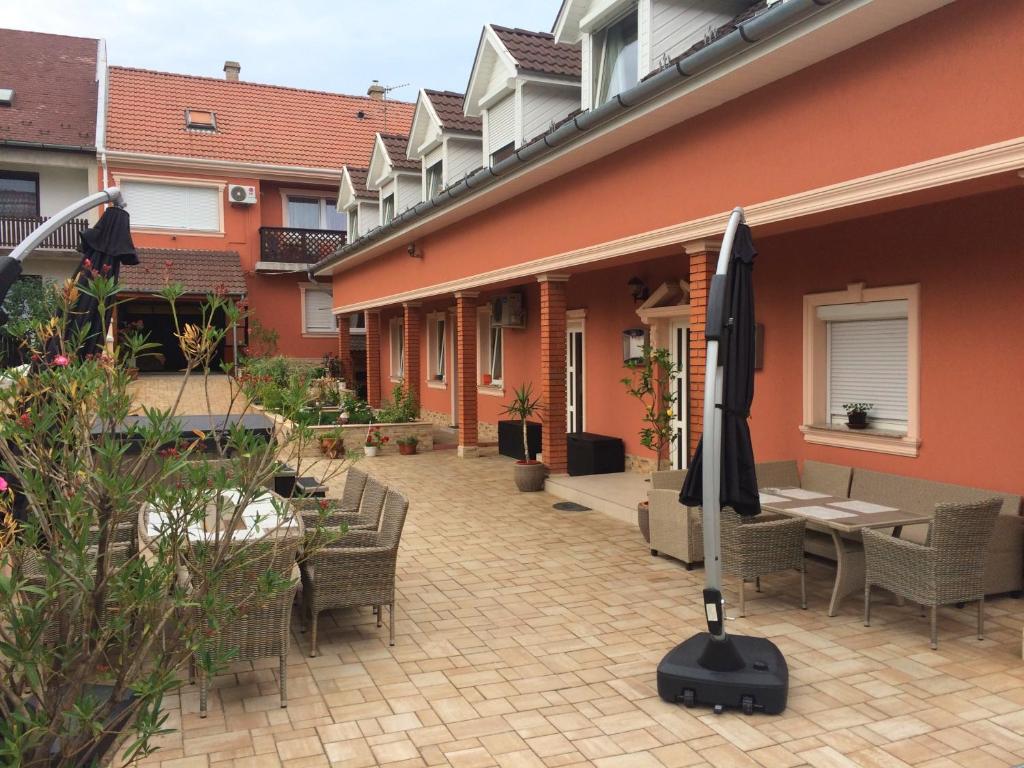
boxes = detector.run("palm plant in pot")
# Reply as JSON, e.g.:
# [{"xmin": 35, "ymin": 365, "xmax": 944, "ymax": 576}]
[{"xmin": 501, "ymin": 383, "xmax": 545, "ymax": 492}]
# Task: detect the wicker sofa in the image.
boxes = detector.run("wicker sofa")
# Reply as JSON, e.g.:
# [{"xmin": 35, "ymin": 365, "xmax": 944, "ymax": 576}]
[{"xmin": 648, "ymin": 461, "xmax": 1023, "ymax": 596}]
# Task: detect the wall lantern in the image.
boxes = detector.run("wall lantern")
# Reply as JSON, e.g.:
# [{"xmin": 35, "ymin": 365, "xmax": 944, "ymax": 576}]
[
  {"xmin": 627, "ymin": 276, "xmax": 650, "ymax": 303},
  {"xmin": 622, "ymin": 328, "xmax": 647, "ymax": 363}
]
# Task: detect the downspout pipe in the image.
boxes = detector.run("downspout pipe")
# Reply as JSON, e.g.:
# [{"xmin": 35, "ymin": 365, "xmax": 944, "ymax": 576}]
[
  {"xmin": 316, "ymin": 0, "xmax": 837, "ymax": 272},
  {"xmin": 95, "ymin": 38, "xmax": 111, "ymax": 190}
]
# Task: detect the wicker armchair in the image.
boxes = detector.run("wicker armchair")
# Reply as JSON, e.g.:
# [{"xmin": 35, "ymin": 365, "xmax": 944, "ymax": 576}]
[
  {"xmin": 301, "ymin": 489, "xmax": 409, "ymax": 656},
  {"xmin": 863, "ymin": 497, "xmax": 1001, "ymax": 649},
  {"xmin": 293, "ymin": 472, "xmax": 386, "ymax": 533},
  {"xmin": 720, "ymin": 507, "xmax": 806, "ymax": 617},
  {"xmin": 190, "ymin": 537, "xmax": 301, "ymax": 717}
]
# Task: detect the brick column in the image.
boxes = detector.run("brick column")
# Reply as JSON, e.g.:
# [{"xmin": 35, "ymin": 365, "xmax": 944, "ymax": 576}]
[
  {"xmin": 687, "ymin": 242, "xmax": 720, "ymax": 457},
  {"xmin": 455, "ymin": 292, "xmax": 479, "ymax": 457},
  {"xmin": 336, "ymin": 314, "xmax": 355, "ymax": 385},
  {"xmin": 538, "ymin": 275, "xmax": 569, "ymax": 474},
  {"xmin": 402, "ymin": 302, "xmax": 422, "ymax": 408},
  {"xmin": 365, "ymin": 310, "xmax": 382, "ymax": 408}
]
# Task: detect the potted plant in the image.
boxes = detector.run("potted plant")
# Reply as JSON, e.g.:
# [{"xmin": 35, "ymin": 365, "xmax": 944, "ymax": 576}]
[
  {"xmin": 364, "ymin": 426, "xmax": 388, "ymax": 456},
  {"xmin": 481, "ymin": 373, "xmax": 493, "ymax": 386},
  {"xmin": 320, "ymin": 428, "xmax": 345, "ymax": 459},
  {"xmin": 501, "ymin": 383, "xmax": 546, "ymax": 492},
  {"xmin": 397, "ymin": 435, "xmax": 419, "ymax": 455},
  {"xmin": 843, "ymin": 402, "xmax": 873, "ymax": 429},
  {"xmin": 621, "ymin": 345, "xmax": 682, "ymax": 543}
]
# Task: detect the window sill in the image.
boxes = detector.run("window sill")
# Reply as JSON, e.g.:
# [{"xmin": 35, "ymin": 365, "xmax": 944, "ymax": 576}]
[
  {"xmin": 427, "ymin": 378, "xmax": 447, "ymax": 390},
  {"xmin": 477, "ymin": 385, "xmax": 505, "ymax": 397},
  {"xmin": 800, "ymin": 424, "xmax": 920, "ymax": 457},
  {"xmin": 302, "ymin": 332, "xmax": 337, "ymax": 338},
  {"xmin": 390, "ymin": 376, "xmax": 404, "ymax": 384},
  {"xmin": 131, "ymin": 228, "xmax": 224, "ymax": 237}
]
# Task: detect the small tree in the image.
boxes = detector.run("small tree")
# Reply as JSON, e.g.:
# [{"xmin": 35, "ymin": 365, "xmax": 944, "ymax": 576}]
[
  {"xmin": 501, "ymin": 383, "xmax": 542, "ymax": 463},
  {"xmin": 0, "ymin": 275, "xmax": 345, "ymax": 766},
  {"xmin": 621, "ymin": 344, "xmax": 681, "ymax": 471}
]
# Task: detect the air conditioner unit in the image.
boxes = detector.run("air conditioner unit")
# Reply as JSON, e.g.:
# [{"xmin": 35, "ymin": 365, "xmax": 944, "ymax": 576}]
[
  {"xmin": 491, "ymin": 293, "xmax": 526, "ymax": 328},
  {"xmin": 228, "ymin": 184, "xmax": 257, "ymax": 205}
]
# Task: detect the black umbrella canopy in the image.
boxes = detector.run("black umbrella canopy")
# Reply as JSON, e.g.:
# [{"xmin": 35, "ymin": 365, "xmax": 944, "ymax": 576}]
[
  {"xmin": 63, "ymin": 206, "xmax": 138, "ymax": 358},
  {"xmin": 680, "ymin": 223, "xmax": 761, "ymax": 517}
]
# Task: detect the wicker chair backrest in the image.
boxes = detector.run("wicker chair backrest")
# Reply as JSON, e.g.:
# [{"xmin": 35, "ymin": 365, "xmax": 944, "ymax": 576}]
[
  {"xmin": 378, "ymin": 490, "xmax": 409, "ymax": 551},
  {"xmin": 359, "ymin": 477, "xmax": 388, "ymax": 530},
  {"xmin": 930, "ymin": 498, "xmax": 1002, "ymax": 565},
  {"xmin": 755, "ymin": 461, "xmax": 799, "ymax": 489},
  {"xmin": 342, "ymin": 468, "xmax": 369, "ymax": 511},
  {"xmin": 192, "ymin": 537, "xmax": 300, "ymax": 603},
  {"xmin": 801, "ymin": 461, "xmax": 852, "ymax": 498}
]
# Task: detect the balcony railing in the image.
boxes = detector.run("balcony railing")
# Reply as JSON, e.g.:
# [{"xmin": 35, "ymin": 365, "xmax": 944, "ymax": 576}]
[
  {"xmin": 259, "ymin": 227, "xmax": 347, "ymax": 265},
  {"xmin": 0, "ymin": 215, "xmax": 90, "ymax": 250}
]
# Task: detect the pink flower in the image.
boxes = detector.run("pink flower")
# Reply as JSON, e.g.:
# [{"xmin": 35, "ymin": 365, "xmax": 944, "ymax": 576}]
[
  {"xmin": 52, "ymin": 355, "xmax": 70, "ymax": 367},
  {"xmin": 0, "ymin": 477, "xmax": 8, "ymax": 493}
]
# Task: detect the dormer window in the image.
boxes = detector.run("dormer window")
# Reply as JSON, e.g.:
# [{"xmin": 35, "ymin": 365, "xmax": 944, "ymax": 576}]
[
  {"xmin": 594, "ymin": 11, "xmax": 638, "ymax": 104},
  {"xmin": 382, "ymin": 194, "xmax": 395, "ymax": 225},
  {"xmin": 185, "ymin": 109, "xmax": 217, "ymax": 131},
  {"xmin": 425, "ymin": 160, "xmax": 444, "ymax": 199}
]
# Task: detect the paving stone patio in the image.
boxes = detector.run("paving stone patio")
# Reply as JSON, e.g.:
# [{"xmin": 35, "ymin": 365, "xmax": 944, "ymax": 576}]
[{"xmin": 136, "ymin": 451, "xmax": 1024, "ymax": 768}]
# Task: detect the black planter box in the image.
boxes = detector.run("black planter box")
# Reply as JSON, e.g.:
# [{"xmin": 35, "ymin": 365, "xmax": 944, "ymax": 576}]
[
  {"xmin": 498, "ymin": 420, "xmax": 542, "ymax": 461},
  {"xmin": 567, "ymin": 432, "xmax": 625, "ymax": 477}
]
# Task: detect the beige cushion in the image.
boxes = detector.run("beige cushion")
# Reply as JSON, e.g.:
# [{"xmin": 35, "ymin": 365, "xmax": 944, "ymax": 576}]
[
  {"xmin": 802, "ymin": 461, "xmax": 852, "ymax": 499},
  {"xmin": 755, "ymin": 460, "xmax": 799, "ymax": 489}
]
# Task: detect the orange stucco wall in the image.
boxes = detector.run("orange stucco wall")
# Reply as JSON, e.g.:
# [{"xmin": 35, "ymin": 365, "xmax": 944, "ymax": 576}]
[
  {"xmin": 112, "ymin": 166, "xmax": 340, "ymax": 358},
  {"xmin": 333, "ymin": 2, "xmax": 1024, "ymax": 308}
]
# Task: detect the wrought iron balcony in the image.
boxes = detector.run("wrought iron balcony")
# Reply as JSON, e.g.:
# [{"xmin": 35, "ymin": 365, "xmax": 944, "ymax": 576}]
[
  {"xmin": 0, "ymin": 215, "xmax": 90, "ymax": 250},
  {"xmin": 258, "ymin": 227, "xmax": 347, "ymax": 265}
]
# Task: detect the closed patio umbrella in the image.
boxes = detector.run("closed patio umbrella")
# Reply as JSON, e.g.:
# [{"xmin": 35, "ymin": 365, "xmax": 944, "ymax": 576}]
[
  {"xmin": 657, "ymin": 208, "xmax": 788, "ymax": 715},
  {"xmin": 62, "ymin": 205, "xmax": 138, "ymax": 358}
]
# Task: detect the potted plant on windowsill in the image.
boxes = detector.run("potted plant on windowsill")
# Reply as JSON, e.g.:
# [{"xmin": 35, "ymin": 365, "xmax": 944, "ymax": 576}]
[
  {"xmin": 364, "ymin": 426, "xmax": 388, "ymax": 456},
  {"xmin": 501, "ymin": 383, "xmax": 546, "ymax": 492},
  {"xmin": 843, "ymin": 402, "xmax": 873, "ymax": 430},
  {"xmin": 397, "ymin": 435, "xmax": 419, "ymax": 455}
]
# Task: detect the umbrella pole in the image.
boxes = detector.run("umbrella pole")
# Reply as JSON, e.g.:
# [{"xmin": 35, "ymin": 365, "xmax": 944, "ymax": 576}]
[{"xmin": 700, "ymin": 207, "xmax": 745, "ymax": 640}]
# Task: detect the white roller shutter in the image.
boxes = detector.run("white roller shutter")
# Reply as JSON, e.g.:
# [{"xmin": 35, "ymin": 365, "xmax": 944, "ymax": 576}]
[
  {"xmin": 120, "ymin": 180, "xmax": 220, "ymax": 231},
  {"xmin": 303, "ymin": 289, "xmax": 335, "ymax": 334},
  {"xmin": 486, "ymin": 95, "xmax": 515, "ymax": 159},
  {"xmin": 827, "ymin": 317, "xmax": 908, "ymax": 429}
]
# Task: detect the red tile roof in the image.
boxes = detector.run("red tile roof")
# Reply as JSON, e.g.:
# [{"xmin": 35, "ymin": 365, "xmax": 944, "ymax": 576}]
[
  {"xmin": 491, "ymin": 26, "xmax": 581, "ymax": 80},
  {"xmin": 379, "ymin": 133, "xmax": 419, "ymax": 171},
  {"xmin": 424, "ymin": 90, "xmax": 481, "ymax": 134},
  {"xmin": 345, "ymin": 166, "xmax": 377, "ymax": 200},
  {"xmin": 0, "ymin": 29, "xmax": 98, "ymax": 150},
  {"xmin": 107, "ymin": 67, "xmax": 415, "ymax": 170},
  {"xmin": 123, "ymin": 248, "xmax": 246, "ymax": 296}
]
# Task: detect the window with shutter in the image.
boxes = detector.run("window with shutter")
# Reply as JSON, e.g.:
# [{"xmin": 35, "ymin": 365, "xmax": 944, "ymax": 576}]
[
  {"xmin": 302, "ymin": 288, "xmax": 335, "ymax": 335},
  {"xmin": 827, "ymin": 317, "xmax": 908, "ymax": 431},
  {"xmin": 119, "ymin": 180, "xmax": 221, "ymax": 232},
  {"xmin": 118, "ymin": 182, "xmax": 221, "ymax": 233}
]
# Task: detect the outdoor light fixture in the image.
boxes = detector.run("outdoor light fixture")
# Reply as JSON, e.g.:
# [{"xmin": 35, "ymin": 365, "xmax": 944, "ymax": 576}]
[
  {"xmin": 628, "ymin": 276, "xmax": 649, "ymax": 302},
  {"xmin": 622, "ymin": 328, "xmax": 646, "ymax": 363},
  {"xmin": 407, "ymin": 243, "xmax": 422, "ymax": 259}
]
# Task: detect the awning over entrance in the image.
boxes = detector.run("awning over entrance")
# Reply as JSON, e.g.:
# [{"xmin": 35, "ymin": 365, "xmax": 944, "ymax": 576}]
[{"xmin": 121, "ymin": 248, "xmax": 246, "ymax": 297}]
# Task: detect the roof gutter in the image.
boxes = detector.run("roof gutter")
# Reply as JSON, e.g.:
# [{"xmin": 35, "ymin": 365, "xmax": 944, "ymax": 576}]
[
  {"xmin": 0, "ymin": 139, "xmax": 95, "ymax": 154},
  {"xmin": 315, "ymin": 0, "xmax": 837, "ymax": 275}
]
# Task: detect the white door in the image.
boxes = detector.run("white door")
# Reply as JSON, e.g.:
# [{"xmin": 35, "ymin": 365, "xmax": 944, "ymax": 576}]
[
  {"xmin": 668, "ymin": 320, "xmax": 688, "ymax": 469},
  {"xmin": 566, "ymin": 319, "xmax": 585, "ymax": 433}
]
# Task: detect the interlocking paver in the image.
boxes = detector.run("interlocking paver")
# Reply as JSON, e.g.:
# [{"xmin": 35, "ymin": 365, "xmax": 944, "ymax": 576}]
[{"xmin": 131, "ymin": 450, "xmax": 1024, "ymax": 768}]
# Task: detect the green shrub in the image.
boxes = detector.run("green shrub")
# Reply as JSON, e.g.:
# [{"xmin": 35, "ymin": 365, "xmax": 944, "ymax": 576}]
[
  {"xmin": 341, "ymin": 391, "xmax": 373, "ymax": 424},
  {"xmin": 377, "ymin": 385, "xmax": 419, "ymax": 423}
]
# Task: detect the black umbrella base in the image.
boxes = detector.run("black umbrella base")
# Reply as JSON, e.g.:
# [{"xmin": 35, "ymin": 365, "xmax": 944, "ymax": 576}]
[{"xmin": 657, "ymin": 633, "xmax": 788, "ymax": 715}]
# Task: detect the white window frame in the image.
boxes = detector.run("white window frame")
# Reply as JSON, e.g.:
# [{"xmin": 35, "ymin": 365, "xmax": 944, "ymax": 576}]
[
  {"xmin": 381, "ymin": 193, "xmax": 395, "ymax": 226},
  {"xmin": 592, "ymin": 8, "xmax": 639, "ymax": 107},
  {"xmin": 299, "ymin": 284, "xmax": 336, "ymax": 337},
  {"xmin": 477, "ymin": 306, "xmax": 504, "ymax": 394},
  {"xmin": 802, "ymin": 282, "xmax": 921, "ymax": 457},
  {"xmin": 424, "ymin": 159, "xmax": 444, "ymax": 200},
  {"xmin": 280, "ymin": 189, "xmax": 346, "ymax": 231},
  {"xmin": 349, "ymin": 313, "xmax": 366, "ymax": 335},
  {"xmin": 113, "ymin": 174, "xmax": 225, "ymax": 235},
  {"xmin": 348, "ymin": 208, "xmax": 359, "ymax": 239},
  {"xmin": 426, "ymin": 311, "xmax": 447, "ymax": 388},
  {"xmin": 389, "ymin": 318, "xmax": 404, "ymax": 382}
]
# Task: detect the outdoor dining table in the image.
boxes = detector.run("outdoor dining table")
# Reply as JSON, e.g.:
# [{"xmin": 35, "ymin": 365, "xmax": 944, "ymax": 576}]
[{"xmin": 758, "ymin": 487, "xmax": 932, "ymax": 617}]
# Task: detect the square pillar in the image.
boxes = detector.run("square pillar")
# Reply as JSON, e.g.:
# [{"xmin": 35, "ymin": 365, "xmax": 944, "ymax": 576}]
[
  {"xmin": 402, "ymin": 302, "xmax": 422, "ymax": 408},
  {"xmin": 454, "ymin": 292, "xmax": 478, "ymax": 456},
  {"xmin": 538, "ymin": 275, "xmax": 569, "ymax": 474},
  {"xmin": 365, "ymin": 310, "xmax": 382, "ymax": 408},
  {"xmin": 687, "ymin": 243, "xmax": 719, "ymax": 457},
  {"xmin": 336, "ymin": 314, "xmax": 355, "ymax": 385}
]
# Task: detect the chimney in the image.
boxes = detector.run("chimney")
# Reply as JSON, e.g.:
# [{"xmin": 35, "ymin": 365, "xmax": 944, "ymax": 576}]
[
  {"xmin": 223, "ymin": 61, "xmax": 241, "ymax": 81},
  {"xmin": 367, "ymin": 80, "xmax": 386, "ymax": 100}
]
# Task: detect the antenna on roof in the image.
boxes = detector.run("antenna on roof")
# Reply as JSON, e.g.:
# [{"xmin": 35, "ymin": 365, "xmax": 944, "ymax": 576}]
[{"xmin": 380, "ymin": 82, "xmax": 409, "ymax": 132}]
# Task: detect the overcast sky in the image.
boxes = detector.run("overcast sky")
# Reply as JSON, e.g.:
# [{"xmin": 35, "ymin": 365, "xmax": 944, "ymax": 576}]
[{"xmin": 3, "ymin": 0, "xmax": 559, "ymax": 99}]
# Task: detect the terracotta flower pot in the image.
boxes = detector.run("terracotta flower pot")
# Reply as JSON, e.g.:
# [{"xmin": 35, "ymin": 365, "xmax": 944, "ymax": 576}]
[
  {"xmin": 398, "ymin": 443, "xmax": 417, "ymax": 455},
  {"xmin": 513, "ymin": 461, "xmax": 547, "ymax": 492},
  {"xmin": 320, "ymin": 437, "xmax": 344, "ymax": 459}
]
